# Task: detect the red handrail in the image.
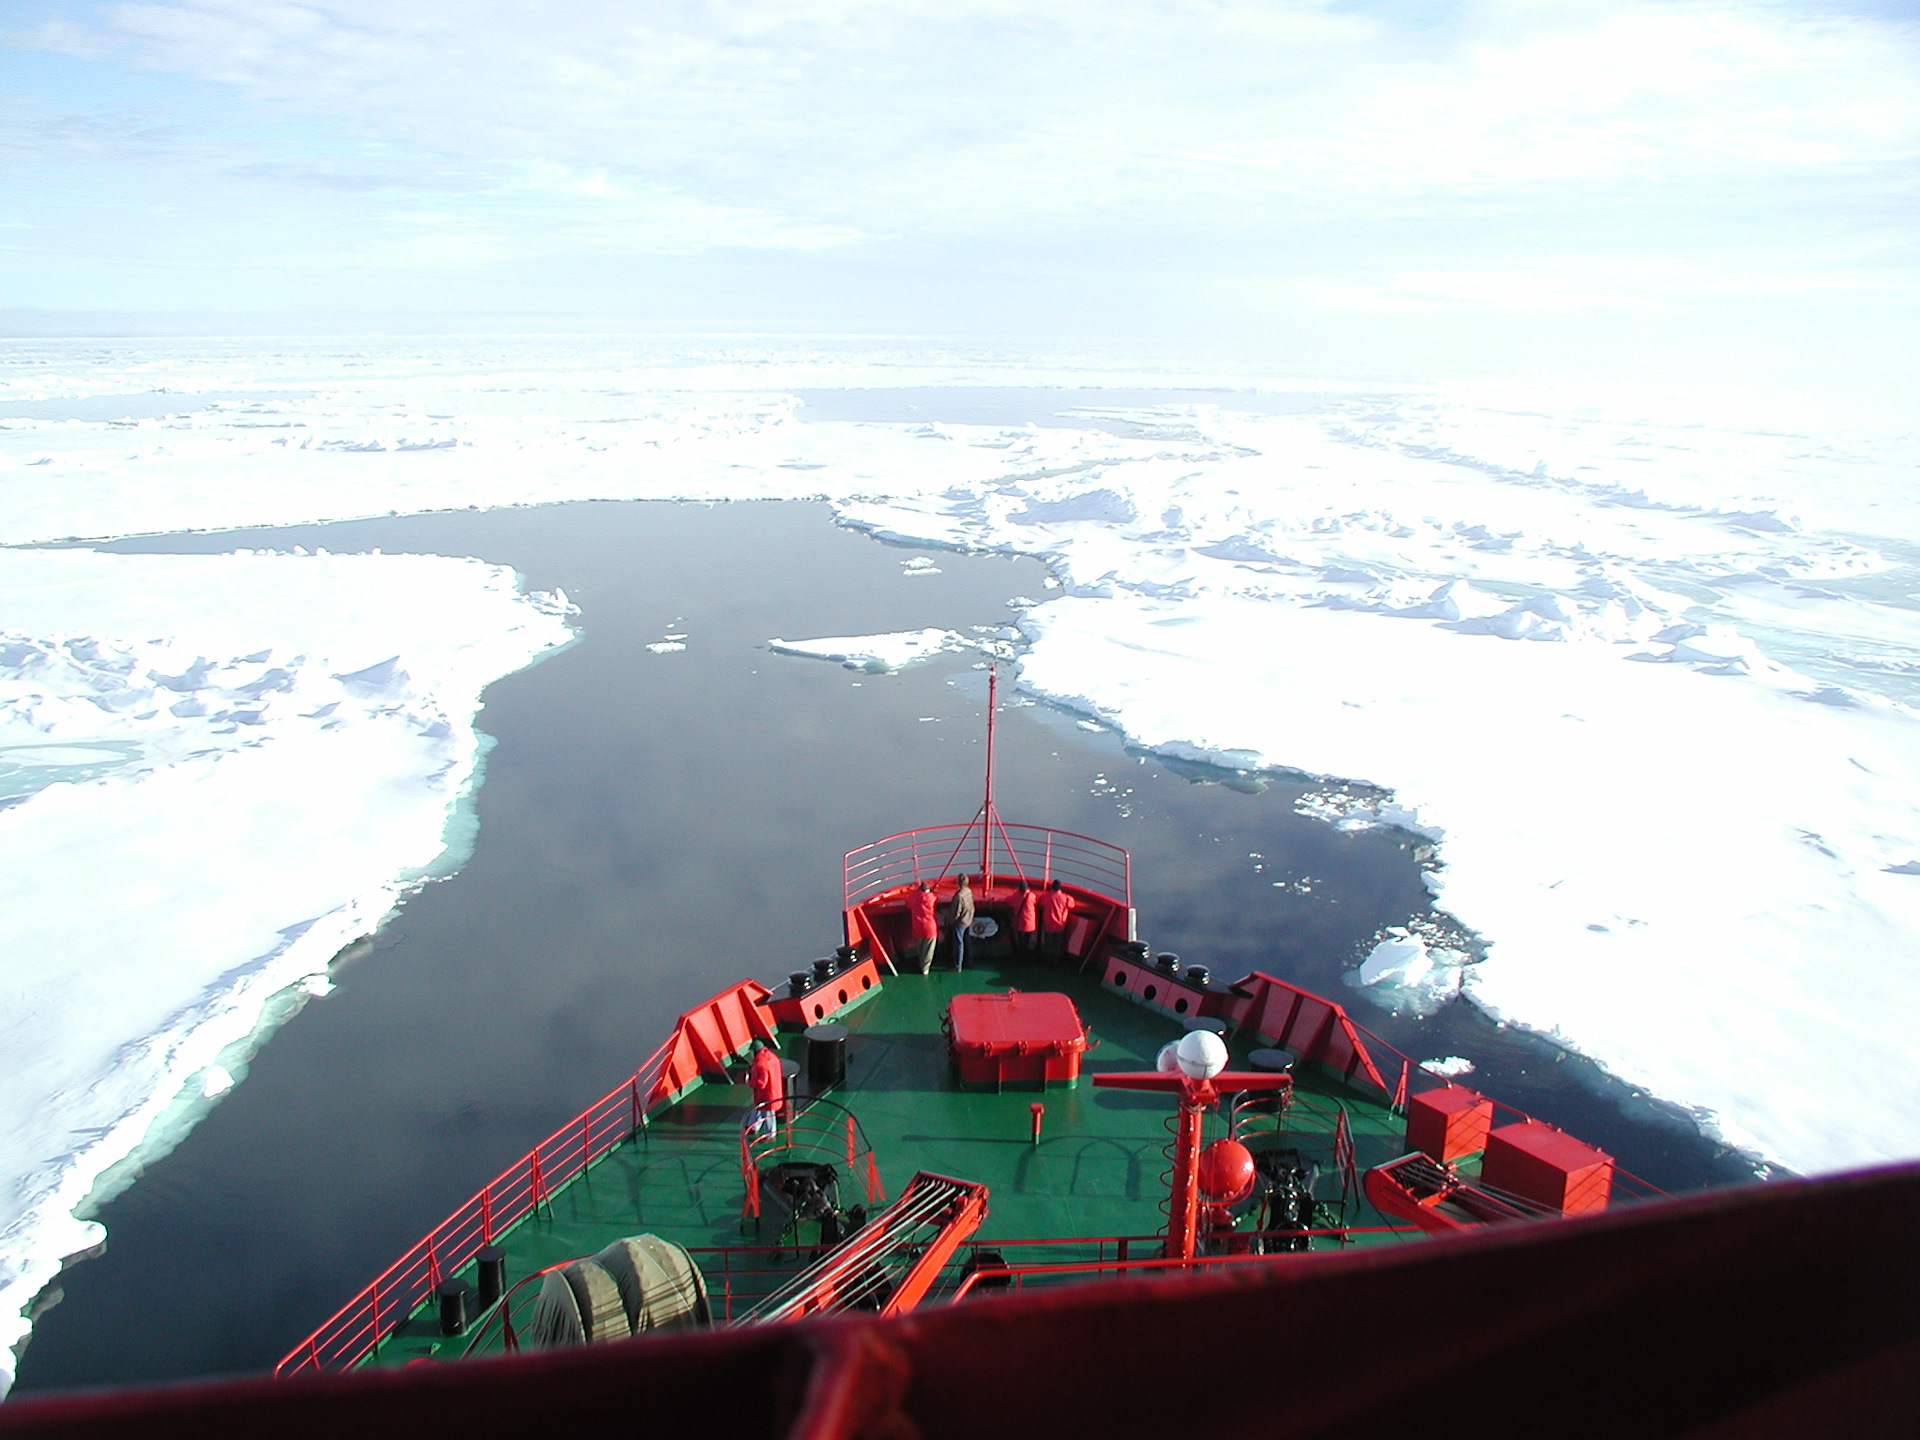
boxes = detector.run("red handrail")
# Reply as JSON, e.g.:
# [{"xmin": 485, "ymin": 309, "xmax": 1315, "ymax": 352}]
[
  {"xmin": 275, "ymin": 1028, "xmax": 683, "ymax": 1376},
  {"xmin": 1337, "ymin": 1015, "xmax": 1668, "ymax": 1204},
  {"xmin": 944, "ymin": 1228, "xmax": 1426, "ymax": 1299},
  {"xmin": 845, "ymin": 823, "xmax": 1131, "ymax": 909}
]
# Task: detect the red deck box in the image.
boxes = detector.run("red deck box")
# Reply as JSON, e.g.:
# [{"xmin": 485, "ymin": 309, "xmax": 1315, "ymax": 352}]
[
  {"xmin": 1405, "ymin": 1085, "xmax": 1494, "ymax": 1162},
  {"xmin": 947, "ymin": 991, "xmax": 1088, "ymax": 1090},
  {"xmin": 1480, "ymin": 1120, "xmax": 1613, "ymax": 1215}
]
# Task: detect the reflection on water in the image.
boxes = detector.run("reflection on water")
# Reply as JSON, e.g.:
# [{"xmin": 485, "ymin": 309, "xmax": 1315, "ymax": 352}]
[{"xmin": 16, "ymin": 496, "xmax": 1748, "ymax": 1393}]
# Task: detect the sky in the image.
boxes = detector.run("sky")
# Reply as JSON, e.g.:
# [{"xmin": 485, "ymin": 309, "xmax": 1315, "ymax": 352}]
[{"xmin": 2, "ymin": 0, "xmax": 1918, "ymax": 384}]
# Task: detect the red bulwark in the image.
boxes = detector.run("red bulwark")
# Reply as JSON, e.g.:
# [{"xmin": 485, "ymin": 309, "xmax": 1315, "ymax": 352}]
[
  {"xmin": 947, "ymin": 991, "xmax": 1088, "ymax": 1089},
  {"xmin": 766, "ymin": 957, "xmax": 884, "ymax": 1030},
  {"xmin": 1406, "ymin": 1085, "xmax": 1495, "ymax": 1162},
  {"xmin": 1481, "ymin": 1120, "xmax": 1614, "ymax": 1215}
]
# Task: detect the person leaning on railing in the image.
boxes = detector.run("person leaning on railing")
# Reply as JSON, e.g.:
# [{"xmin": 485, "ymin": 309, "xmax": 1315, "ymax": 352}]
[
  {"xmin": 907, "ymin": 881, "xmax": 938, "ymax": 975},
  {"xmin": 1013, "ymin": 882, "xmax": 1039, "ymax": 955},
  {"xmin": 1041, "ymin": 879, "xmax": 1072, "ymax": 965}
]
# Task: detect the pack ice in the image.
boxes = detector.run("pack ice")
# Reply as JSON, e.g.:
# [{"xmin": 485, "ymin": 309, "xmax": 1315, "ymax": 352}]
[
  {"xmin": 3, "ymin": 340, "xmax": 1919, "ymax": 1377},
  {"xmin": 0, "ymin": 546, "xmax": 571, "ymax": 1391}
]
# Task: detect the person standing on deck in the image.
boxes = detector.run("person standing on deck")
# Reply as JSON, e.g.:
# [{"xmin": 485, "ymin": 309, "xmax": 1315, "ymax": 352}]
[
  {"xmin": 1013, "ymin": 882, "xmax": 1039, "ymax": 956},
  {"xmin": 745, "ymin": 1042, "xmax": 784, "ymax": 1142},
  {"xmin": 907, "ymin": 881, "xmax": 938, "ymax": 975},
  {"xmin": 949, "ymin": 875, "xmax": 976, "ymax": 971},
  {"xmin": 1041, "ymin": 878, "xmax": 1073, "ymax": 966}
]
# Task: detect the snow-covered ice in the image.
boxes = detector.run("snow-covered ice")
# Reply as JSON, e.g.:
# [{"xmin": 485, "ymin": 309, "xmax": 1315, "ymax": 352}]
[
  {"xmin": 3, "ymin": 336, "xmax": 1919, "ymax": 1377},
  {"xmin": 767, "ymin": 628, "xmax": 974, "ymax": 673},
  {"xmin": 0, "ymin": 545, "xmax": 571, "ymax": 1390}
]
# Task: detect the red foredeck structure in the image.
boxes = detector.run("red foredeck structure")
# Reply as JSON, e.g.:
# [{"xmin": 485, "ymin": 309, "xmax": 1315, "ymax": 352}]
[{"xmin": 945, "ymin": 991, "xmax": 1088, "ymax": 1089}]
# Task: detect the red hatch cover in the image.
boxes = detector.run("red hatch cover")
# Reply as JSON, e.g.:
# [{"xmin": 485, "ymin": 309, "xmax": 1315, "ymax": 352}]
[{"xmin": 947, "ymin": 991, "xmax": 1087, "ymax": 1089}]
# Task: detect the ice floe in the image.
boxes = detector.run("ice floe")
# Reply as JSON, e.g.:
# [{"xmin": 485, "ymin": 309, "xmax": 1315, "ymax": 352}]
[
  {"xmin": 0, "ymin": 546, "xmax": 571, "ymax": 1391},
  {"xmin": 767, "ymin": 627, "xmax": 973, "ymax": 673}
]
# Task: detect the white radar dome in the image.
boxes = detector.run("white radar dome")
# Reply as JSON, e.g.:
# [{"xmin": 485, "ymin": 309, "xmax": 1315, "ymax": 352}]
[
  {"xmin": 1156, "ymin": 1042, "xmax": 1182, "ymax": 1074},
  {"xmin": 1174, "ymin": 1030, "xmax": 1228, "ymax": 1080}
]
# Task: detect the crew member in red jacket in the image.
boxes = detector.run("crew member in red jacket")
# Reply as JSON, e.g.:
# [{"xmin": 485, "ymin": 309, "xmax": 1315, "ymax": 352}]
[
  {"xmin": 1041, "ymin": 878, "xmax": 1073, "ymax": 966},
  {"xmin": 1013, "ymin": 882, "xmax": 1040, "ymax": 955},
  {"xmin": 745, "ymin": 1043, "xmax": 785, "ymax": 1141},
  {"xmin": 906, "ymin": 881, "xmax": 938, "ymax": 975}
]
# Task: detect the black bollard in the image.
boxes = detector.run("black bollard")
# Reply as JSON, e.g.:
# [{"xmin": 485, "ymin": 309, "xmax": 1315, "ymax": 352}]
[
  {"xmin": 789, "ymin": 970, "xmax": 812, "ymax": 998},
  {"xmin": 805, "ymin": 1022, "xmax": 848, "ymax": 1088},
  {"xmin": 474, "ymin": 1244, "xmax": 506, "ymax": 1310},
  {"xmin": 812, "ymin": 957, "xmax": 835, "ymax": 982},
  {"xmin": 1185, "ymin": 966, "xmax": 1212, "ymax": 988},
  {"xmin": 1155, "ymin": 952, "xmax": 1181, "ymax": 974},
  {"xmin": 437, "ymin": 1276, "xmax": 472, "ymax": 1336}
]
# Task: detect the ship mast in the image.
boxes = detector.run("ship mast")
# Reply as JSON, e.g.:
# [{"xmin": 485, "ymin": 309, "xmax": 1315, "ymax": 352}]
[{"xmin": 981, "ymin": 665, "xmax": 997, "ymax": 882}]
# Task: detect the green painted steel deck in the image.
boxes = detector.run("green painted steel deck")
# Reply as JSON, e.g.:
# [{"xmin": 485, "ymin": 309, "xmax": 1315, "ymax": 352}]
[{"xmin": 365, "ymin": 955, "xmax": 1420, "ymax": 1365}]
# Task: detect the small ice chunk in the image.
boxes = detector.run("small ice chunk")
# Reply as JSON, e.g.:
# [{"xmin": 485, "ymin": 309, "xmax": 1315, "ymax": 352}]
[
  {"xmin": 1423, "ymin": 1056, "xmax": 1476, "ymax": 1078},
  {"xmin": 1359, "ymin": 937, "xmax": 1432, "ymax": 988},
  {"xmin": 200, "ymin": 1066, "xmax": 234, "ymax": 1099}
]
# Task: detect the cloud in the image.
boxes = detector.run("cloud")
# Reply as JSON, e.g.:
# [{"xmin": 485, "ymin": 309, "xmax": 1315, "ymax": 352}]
[
  {"xmin": 3, "ymin": 0, "xmax": 1917, "ymax": 365},
  {"xmin": 23, "ymin": 0, "xmax": 1916, "ymax": 234}
]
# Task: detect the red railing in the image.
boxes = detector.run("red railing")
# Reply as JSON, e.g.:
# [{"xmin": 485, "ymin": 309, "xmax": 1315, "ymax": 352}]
[
  {"xmin": 844, "ymin": 823, "xmax": 1130, "ymax": 909},
  {"xmin": 739, "ymin": 1096, "xmax": 887, "ymax": 1222},
  {"xmin": 274, "ymin": 1033, "xmax": 678, "ymax": 1375},
  {"xmin": 1343, "ymin": 1017, "xmax": 1668, "ymax": 1205},
  {"xmin": 941, "ymin": 1232, "xmax": 1425, "ymax": 1300}
]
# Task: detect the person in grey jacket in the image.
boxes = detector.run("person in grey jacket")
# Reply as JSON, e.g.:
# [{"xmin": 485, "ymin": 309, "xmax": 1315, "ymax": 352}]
[{"xmin": 948, "ymin": 874, "xmax": 976, "ymax": 971}]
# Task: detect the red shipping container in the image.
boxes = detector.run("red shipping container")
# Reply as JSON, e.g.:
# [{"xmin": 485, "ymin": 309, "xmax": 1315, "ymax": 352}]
[
  {"xmin": 1405, "ymin": 1085, "xmax": 1494, "ymax": 1162},
  {"xmin": 1481, "ymin": 1120, "xmax": 1613, "ymax": 1215},
  {"xmin": 948, "ymin": 991, "xmax": 1088, "ymax": 1090}
]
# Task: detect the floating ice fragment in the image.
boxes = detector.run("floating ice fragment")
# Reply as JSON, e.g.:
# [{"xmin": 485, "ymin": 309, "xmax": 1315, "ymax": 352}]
[
  {"xmin": 767, "ymin": 628, "xmax": 970, "ymax": 673},
  {"xmin": 645, "ymin": 642, "xmax": 686, "ymax": 654},
  {"xmin": 1423, "ymin": 1056, "xmax": 1476, "ymax": 1078},
  {"xmin": 200, "ymin": 1066, "xmax": 234, "ymax": 1099},
  {"xmin": 1359, "ymin": 937, "xmax": 1431, "ymax": 987}
]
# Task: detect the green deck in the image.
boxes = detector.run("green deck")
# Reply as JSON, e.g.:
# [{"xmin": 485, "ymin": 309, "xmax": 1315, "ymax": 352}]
[{"xmin": 367, "ymin": 957, "xmax": 1422, "ymax": 1364}]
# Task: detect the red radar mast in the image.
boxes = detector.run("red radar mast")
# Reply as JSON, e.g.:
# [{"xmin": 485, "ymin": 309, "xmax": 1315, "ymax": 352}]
[{"xmin": 1093, "ymin": 1031, "xmax": 1291, "ymax": 1260}]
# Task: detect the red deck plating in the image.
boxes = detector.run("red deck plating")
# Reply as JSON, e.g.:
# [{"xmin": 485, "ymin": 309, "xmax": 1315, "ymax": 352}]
[{"xmin": 947, "ymin": 991, "xmax": 1087, "ymax": 1089}]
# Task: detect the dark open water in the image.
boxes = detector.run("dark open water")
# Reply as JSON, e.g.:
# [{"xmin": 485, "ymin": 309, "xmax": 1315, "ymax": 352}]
[{"xmin": 13, "ymin": 405, "xmax": 1757, "ymax": 1394}]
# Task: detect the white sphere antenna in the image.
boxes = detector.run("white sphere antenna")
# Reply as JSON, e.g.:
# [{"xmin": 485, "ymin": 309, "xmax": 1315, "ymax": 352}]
[
  {"xmin": 1174, "ymin": 1029, "xmax": 1228, "ymax": 1080},
  {"xmin": 1156, "ymin": 1042, "xmax": 1182, "ymax": 1074}
]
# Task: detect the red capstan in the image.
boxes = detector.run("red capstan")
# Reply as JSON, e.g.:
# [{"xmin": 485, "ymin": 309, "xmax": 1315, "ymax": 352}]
[{"xmin": 1092, "ymin": 1030, "xmax": 1290, "ymax": 1261}]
